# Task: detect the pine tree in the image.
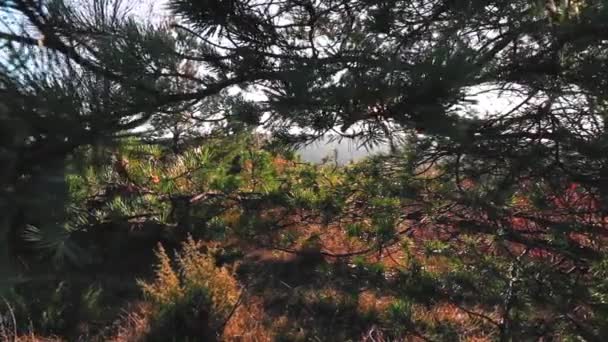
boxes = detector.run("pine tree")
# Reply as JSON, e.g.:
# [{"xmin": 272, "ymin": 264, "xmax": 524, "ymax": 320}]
[
  {"xmin": 161, "ymin": 1, "xmax": 608, "ymax": 339},
  {"xmin": 3, "ymin": 0, "xmax": 608, "ymax": 339},
  {"xmin": 0, "ymin": 0, "xmax": 255, "ymax": 282}
]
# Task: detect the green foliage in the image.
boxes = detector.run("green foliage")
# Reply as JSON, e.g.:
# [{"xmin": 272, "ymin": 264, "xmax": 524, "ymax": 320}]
[
  {"xmin": 346, "ymin": 222, "xmax": 366, "ymax": 238},
  {"xmin": 22, "ymin": 222, "xmax": 86, "ymax": 267},
  {"xmin": 387, "ymin": 299, "xmax": 412, "ymax": 328},
  {"xmin": 423, "ymin": 240, "xmax": 451, "ymax": 256}
]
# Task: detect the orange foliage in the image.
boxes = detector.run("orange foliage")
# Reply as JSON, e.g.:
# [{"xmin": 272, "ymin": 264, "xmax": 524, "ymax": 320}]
[{"xmin": 271, "ymin": 157, "xmax": 294, "ymax": 173}]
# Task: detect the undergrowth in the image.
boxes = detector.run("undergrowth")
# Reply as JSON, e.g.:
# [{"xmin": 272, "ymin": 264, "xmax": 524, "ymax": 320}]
[{"xmin": 138, "ymin": 237, "xmax": 239, "ymax": 341}]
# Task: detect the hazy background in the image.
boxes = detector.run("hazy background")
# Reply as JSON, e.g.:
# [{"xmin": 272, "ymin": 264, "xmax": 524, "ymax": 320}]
[{"xmin": 297, "ymin": 136, "xmax": 389, "ymax": 165}]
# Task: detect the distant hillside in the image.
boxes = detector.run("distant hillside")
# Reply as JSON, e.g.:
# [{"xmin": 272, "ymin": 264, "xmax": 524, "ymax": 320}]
[{"xmin": 297, "ymin": 136, "xmax": 389, "ymax": 165}]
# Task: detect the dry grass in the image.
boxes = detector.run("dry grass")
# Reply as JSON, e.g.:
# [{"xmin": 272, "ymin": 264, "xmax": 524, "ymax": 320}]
[
  {"xmin": 138, "ymin": 244, "xmax": 181, "ymax": 306},
  {"xmin": 105, "ymin": 302, "xmax": 153, "ymax": 342},
  {"xmin": 222, "ymin": 296, "xmax": 273, "ymax": 341},
  {"xmin": 358, "ymin": 291, "xmax": 394, "ymax": 313},
  {"xmin": 103, "ymin": 237, "xmax": 247, "ymax": 341},
  {"xmin": 0, "ymin": 303, "xmax": 63, "ymax": 342},
  {"xmin": 138, "ymin": 236, "xmax": 240, "ymax": 336},
  {"xmin": 412, "ymin": 302, "xmax": 498, "ymax": 341},
  {"xmin": 11, "ymin": 336, "xmax": 63, "ymax": 342}
]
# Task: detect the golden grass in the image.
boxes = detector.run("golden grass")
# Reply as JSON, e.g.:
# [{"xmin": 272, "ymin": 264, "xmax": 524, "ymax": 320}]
[
  {"xmin": 358, "ymin": 291, "xmax": 394, "ymax": 313},
  {"xmin": 137, "ymin": 236, "xmax": 240, "ymax": 337},
  {"xmin": 106, "ymin": 302, "xmax": 153, "ymax": 342},
  {"xmin": 223, "ymin": 296, "xmax": 273, "ymax": 341}
]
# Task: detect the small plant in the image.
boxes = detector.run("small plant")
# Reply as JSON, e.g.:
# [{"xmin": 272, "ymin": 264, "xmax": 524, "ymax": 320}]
[
  {"xmin": 346, "ymin": 222, "xmax": 365, "ymax": 238},
  {"xmin": 423, "ymin": 240, "xmax": 450, "ymax": 256},
  {"xmin": 40, "ymin": 282, "xmax": 70, "ymax": 334},
  {"xmin": 386, "ymin": 299, "xmax": 413, "ymax": 334},
  {"xmin": 388, "ymin": 299, "xmax": 412, "ymax": 322},
  {"xmin": 139, "ymin": 245, "xmax": 181, "ymax": 307},
  {"xmin": 139, "ymin": 236, "xmax": 239, "ymax": 340},
  {"xmin": 81, "ymin": 286, "xmax": 103, "ymax": 317}
]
